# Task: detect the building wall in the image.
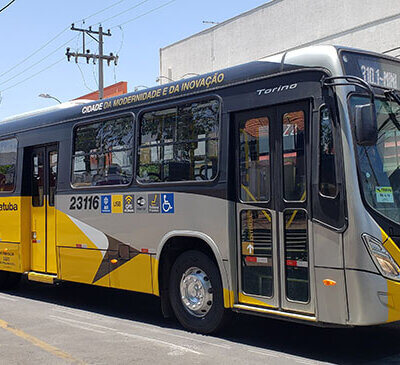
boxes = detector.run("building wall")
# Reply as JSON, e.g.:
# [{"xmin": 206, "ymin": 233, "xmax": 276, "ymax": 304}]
[{"xmin": 160, "ymin": 0, "xmax": 400, "ymax": 82}]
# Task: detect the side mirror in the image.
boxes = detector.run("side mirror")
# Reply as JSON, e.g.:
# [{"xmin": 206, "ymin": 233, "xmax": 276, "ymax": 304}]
[{"xmin": 355, "ymin": 103, "xmax": 378, "ymax": 146}]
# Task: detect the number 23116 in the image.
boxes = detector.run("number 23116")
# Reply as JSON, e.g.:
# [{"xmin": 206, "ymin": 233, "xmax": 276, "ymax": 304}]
[{"xmin": 69, "ymin": 195, "xmax": 99, "ymax": 210}]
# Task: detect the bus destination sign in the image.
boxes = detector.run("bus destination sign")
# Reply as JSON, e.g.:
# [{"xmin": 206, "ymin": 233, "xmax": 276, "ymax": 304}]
[{"xmin": 342, "ymin": 51, "xmax": 400, "ymax": 89}]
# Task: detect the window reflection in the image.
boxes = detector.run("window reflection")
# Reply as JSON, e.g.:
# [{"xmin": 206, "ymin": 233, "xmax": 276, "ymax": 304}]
[
  {"xmin": 49, "ymin": 151, "xmax": 57, "ymax": 206},
  {"xmin": 239, "ymin": 116, "xmax": 270, "ymax": 202},
  {"xmin": 284, "ymin": 209, "xmax": 309, "ymax": 302},
  {"xmin": 32, "ymin": 152, "xmax": 44, "ymax": 207},
  {"xmin": 138, "ymin": 99, "xmax": 220, "ymax": 183},
  {"xmin": 319, "ymin": 107, "xmax": 337, "ymax": 197},
  {"xmin": 72, "ymin": 117, "xmax": 133, "ymax": 187},
  {"xmin": 282, "ymin": 111, "xmax": 306, "ymax": 201},
  {"xmin": 241, "ymin": 210, "xmax": 273, "ymax": 297},
  {"xmin": 0, "ymin": 138, "xmax": 17, "ymax": 192}
]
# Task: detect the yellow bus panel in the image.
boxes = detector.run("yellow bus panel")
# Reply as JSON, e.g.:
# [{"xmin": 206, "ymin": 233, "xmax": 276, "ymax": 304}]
[
  {"xmin": 0, "ymin": 196, "xmax": 23, "ymax": 243},
  {"xmin": 0, "ymin": 242, "xmax": 20, "ymax": 272},
  {"xmin": 109, "ymin": 254, "xmax": 153, "ymax": 294},
  {"xmin": 59, "ymin": 247, "xmax": 109, "ymax": 287}
]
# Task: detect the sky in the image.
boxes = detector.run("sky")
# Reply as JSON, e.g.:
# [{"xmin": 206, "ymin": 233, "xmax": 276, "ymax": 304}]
[{"xmin": 0, "ymin": 0, "xmax": 270, "ymax": 120}]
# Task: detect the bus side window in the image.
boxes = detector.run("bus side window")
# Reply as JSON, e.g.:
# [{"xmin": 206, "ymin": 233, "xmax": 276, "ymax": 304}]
[
  {"xmin": 239, "ymin": 116, "xmax": 270, "ymax": 202},
  {"xmin": 319, "ymin": 106, "xmax": 337, "ymax": 197},
  {"xmin": 137, "ymin": 99, "xmax": 220, "ymax": 183},
  {"xmin": 71, "ymin": 116, "xmax": 133, "ymax": 188},
  {"xmin": 0, "ymin": 138, "xmax": 17, "ymax": 192}
]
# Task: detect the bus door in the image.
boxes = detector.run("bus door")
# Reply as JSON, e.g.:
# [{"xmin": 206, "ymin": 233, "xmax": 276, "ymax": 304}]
[
  {"xmin": 29, "ymin": 144, "xmax": 58, "ymax": 274},
  {"xmin": 236, "ymin": 100, "xmax": 315, "ymax": 315}
]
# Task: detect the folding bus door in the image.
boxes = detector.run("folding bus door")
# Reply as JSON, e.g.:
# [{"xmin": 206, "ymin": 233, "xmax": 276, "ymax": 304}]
[
  {"xmin": 235, "ymin": 101, "xmax": 315, "ymax": 315},
  {"xmin": 29, "ymin": 144, "xmax": 58, "ymax": 274}
]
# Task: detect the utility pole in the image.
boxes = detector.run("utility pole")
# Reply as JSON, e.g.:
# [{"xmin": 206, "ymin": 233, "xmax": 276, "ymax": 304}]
[{"xmin": 66, "ymin": 24, "xmax": 118, "ymax": 99}]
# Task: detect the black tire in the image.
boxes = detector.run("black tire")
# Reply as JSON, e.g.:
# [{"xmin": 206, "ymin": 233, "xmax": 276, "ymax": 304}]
[
  {"xmin": 0, "ymin": 270, "xmax": 21, "ymax": 290},
  {"xmin": 169, "ymin": 250, "xmax": 228, "ymax": 334}
]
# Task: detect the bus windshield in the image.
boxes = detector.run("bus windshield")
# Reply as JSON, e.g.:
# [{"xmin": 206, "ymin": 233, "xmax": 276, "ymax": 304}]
[{"xmin": 350, "ymin": 95, "xmax": 400, "ymax": 223}]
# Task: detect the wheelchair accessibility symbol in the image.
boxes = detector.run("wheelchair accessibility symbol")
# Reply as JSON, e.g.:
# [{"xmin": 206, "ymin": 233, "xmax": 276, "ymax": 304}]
[{"xmin": 161, "ymin": 193, "xmax": 174, "ymax": 214}]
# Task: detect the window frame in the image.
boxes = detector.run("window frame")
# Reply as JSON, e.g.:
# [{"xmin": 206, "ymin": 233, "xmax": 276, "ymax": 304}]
[
  {"xmin": 0, "ymin": 136, "xmax": 18, "ymax": 194},
  {"xmin": 239, "ymin": 208, "xmax": 274, "ymax": 299},
  {"xmin": 237, "ymin": 110, "xmax": 272, "ymax": 205},
  {"xmin": 135, "ymin": 95, "xmax": 222, "ymax": 186},
  {"xmin": 48, "ymin": 149, "xmax": 58, "ymax": 207},
  {"xmin": 281, "ymin": 108, "xmax": 307, "ymax": 203},
  {"xmin": 348, "ymin": 92, "xmax": 400, "ymax": 226},
  {"xmin": 70, "ymin": 112, "xmax": 135, "ymax": 190},
  {"xmin": 283, "ymin": 207, "xmax": 310, "ymax": 304},
  {"xmin": 317, "ymin": 103, "xmax": 339, "ymax": 199}
]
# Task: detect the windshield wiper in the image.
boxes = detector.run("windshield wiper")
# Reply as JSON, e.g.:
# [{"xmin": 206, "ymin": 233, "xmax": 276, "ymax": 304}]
[
  {"xmin": 385, "ymin": 89, "xmax": 400, "ymax": 105},
  {"xmin": 381, "ymin": 89, "xmax": 400, "ymax": 132}
]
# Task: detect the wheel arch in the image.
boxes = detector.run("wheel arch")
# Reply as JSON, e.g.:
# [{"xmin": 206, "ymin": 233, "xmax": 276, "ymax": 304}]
[{"xmin": 154, "ymin": 230, "xmax": 231, "ymax": 316}]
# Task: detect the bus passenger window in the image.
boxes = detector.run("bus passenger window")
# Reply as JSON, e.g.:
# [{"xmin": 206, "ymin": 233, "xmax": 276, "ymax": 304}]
[
  {"xmin": 32, "ymin": 152, "xmax": 44, "ymax": 207},
  {"xmin": 137, "ymin": 99, "xmax": 220, "ymax": 183},
  {"xmin": 72, "ymin": 117, "xmax": 133, "ymax": 187},
  {"xmin": 0, "ymin": 138, "xmax": 17, "ymax": 192},
  {"xmin": 284, "ymin": 209, "xmax": 309, "ymax": 302},
  {"xmin": 282, "ymin": 111, "xmax": 306, "ymax": 201},
  {"xmin": 239, "ymin": 117, "xmax": 270, "ymax": 202},
  {"xmin": 48, "ymin": 150, "xmax": 58, "ymax": 206},
  {"xmin": 319, "ymin": 107, "xmax": 337, "ymax": 197}
]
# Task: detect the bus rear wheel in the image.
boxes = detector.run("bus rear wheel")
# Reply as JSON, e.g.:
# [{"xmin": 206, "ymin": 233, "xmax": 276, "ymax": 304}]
[
  {"xmin": 169, "ymin": 250, "xmax": 227, "ymax": 334},
  {"xmin": 0, "ymin": 270, "xmax": 21, "ymax": 290}
]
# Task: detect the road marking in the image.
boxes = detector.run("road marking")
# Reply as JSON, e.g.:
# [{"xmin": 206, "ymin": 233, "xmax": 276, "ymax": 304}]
[
  {"xmin": 162, "ymin": 331, "xmax": 231, "ymax": 349},
  {"xmin": 52, "ymin": 308, "xmax": 230, "ymax": 350},
  {"xmin": 248, "ymin": 349, "xmax": 279, "ymax": 358},
  {"xmin": 249, "ymin": 348, "xmax": 319, "ymax": 364},
  {"xmin": 50, "ymin": 315, "xmax": 117, "ymax": 331},
  {"xmin": 52, "ymin": 308, "xmax": 92, "ymax": 318},
  {"xmin": 117, "ymin": 331, "xmax": 203, "ymax": 355},
  {"xmin": 293, "ymin": 360, "xmax": 319, "ymax": 365},
  {"xmin": 0, "ymin": 294, "xmax": 17, "ymax": 302},
  {"xmin": 52, "ymin": 307, "xmax": 102, "ymax": 320},
  {"xmin": 0, "ymin": 318, "xmax": 86, "ymax": 364},
  {"xmin": 282, "ymin": 354, "xmax": 320, "ymax": 364},
  {"xmin": 49, "ymin": 316, "xmax": 107, "ymax": 334}
]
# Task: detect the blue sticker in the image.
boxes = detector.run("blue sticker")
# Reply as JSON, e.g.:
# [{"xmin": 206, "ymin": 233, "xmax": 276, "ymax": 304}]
[
  {"xmin": 161, "ymin": 193, "xmax": 174, "ymax": 213},
  {"xmin": 101, "ymin": 195, "xmax": 112, "ymax": 213}
]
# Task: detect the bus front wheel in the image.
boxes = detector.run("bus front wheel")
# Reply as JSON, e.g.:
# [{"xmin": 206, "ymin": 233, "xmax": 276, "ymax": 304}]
[{"xmin": 169, "ymin": 250, "xmax": 227, "ymax": 334}]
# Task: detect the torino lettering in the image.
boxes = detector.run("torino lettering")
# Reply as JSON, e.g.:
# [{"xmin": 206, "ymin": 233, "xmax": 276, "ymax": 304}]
[{"xmin": 256, "ymin": 83, "xmax": 298, "ymax": 95}]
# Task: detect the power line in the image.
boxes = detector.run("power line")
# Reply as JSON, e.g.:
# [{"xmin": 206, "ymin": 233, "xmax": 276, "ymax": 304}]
[
  {"xmin": 79, "ymin": 0, "xmax": 130, "ymax": 23},
  {"xmin": 0, "ymin": 0, "xmax": 131, "ymax": 81},
  {"xmin": 66, "ymin": 25, "xmax": 118, "ymax": 99},
  {"xmin": 116, "ymin": 25, "xmax": 125, "ymax": 54},
  {"xmin": 92, "ymin": 64, "xmax": 99, "ymax": 88},
  {"xmin": 111, "ymin": 0, "xmax": 177, "ymax": 28},
  {"xmin": 0, "ymin": 35, "xmax": 78, "ymax": 86},
  {"xmin": 0, "ymin": 0, "xmax": 15, "ymax": 14},
  {"xmin": 0, "ymin": 26, "xmax": 70, "ymax": 79},
  {"xmin": 96, "ymin": 0, "xmax": 150, "ymax": 25},
  {"xmin": 0, "ymin": 0, "xmax": 178, "ymax": 94},
  {"xmin": 113, "ymin": 64, "xmax": 117, "ymax": 83},
  {"xmin": 0, "ymin": 57, "xmax": 64, "ymax": 93},
  {"xmin": 77, "ymin": 63, "xmax": 95, "ymax": 92}
]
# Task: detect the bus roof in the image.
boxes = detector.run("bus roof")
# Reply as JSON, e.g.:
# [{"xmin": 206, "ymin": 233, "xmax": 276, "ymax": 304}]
[{"xmin": 0, "ymin": 44, "xmax": 384, "ymax": 137}]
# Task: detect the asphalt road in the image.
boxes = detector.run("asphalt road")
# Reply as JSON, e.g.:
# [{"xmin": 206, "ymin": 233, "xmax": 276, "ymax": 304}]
[{"xmin": 0, "ymin": 279, "xmax": 399, "ymax": 364}]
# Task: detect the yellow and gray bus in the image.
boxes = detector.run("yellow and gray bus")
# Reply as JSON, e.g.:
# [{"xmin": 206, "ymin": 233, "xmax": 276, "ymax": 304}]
[{"xmin": 1, "ymin": 45, "xmax": 400, "ymax": 333}]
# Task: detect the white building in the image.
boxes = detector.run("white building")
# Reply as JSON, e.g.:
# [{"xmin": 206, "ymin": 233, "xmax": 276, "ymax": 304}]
[{"xmin": 159, "ymin": 0, "xmax": 400, "ymax": 82}]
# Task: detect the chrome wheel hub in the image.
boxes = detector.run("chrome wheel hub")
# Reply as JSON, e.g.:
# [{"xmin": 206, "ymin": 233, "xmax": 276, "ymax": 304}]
[{"xmin": 180, "ymin": 267, "xmax": 213, "ymax": 317}]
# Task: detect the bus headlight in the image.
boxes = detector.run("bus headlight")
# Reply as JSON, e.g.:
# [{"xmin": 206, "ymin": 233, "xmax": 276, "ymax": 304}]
[{"xmin": 362, "ymin": 233, "xmax": 400, "ymax": 281}]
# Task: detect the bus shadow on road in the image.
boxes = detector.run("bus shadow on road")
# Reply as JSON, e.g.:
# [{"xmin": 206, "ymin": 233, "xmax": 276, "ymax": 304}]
[{"xmin": 5, "ymin": 279, "xmax": 400, "ymax": 365}]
